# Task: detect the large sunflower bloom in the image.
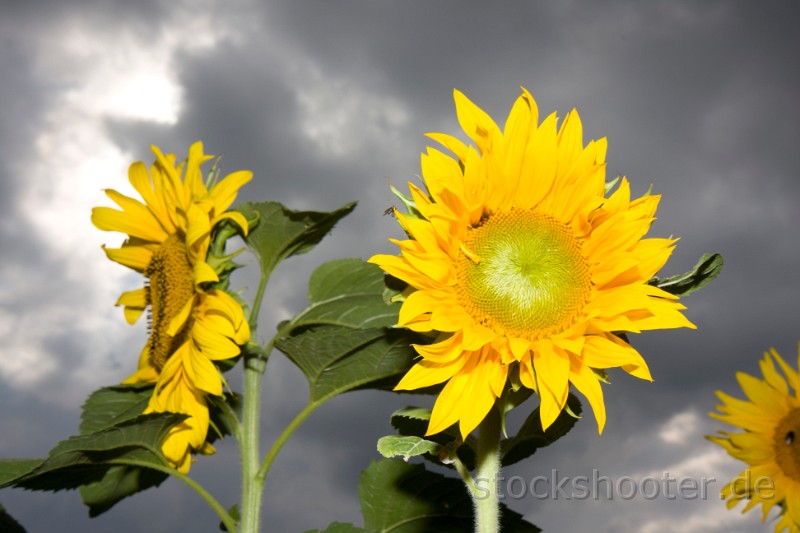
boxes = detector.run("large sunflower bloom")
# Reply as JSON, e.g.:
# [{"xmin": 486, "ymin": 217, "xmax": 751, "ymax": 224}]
[
  {"xmin": 370, "ymin": 89, "xmax": 694, "ymax": 438},
  {"xmin": 91, "ymin": 141, "xmax": 251, "ymax": 472},
  {"xmin": 708, "ymin": 347, "xmax": 800, "ymax": 533}
]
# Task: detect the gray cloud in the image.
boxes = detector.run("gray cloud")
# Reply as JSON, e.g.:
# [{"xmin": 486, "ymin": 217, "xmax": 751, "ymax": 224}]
[{"xmin": 1, "ymin": 1, "xmax": 799, "ymax": 532}]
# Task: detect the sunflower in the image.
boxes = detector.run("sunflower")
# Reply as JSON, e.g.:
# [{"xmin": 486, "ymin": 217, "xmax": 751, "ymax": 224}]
[
  {"xmin": 91, "ymin": 141, "xmax": 251, "ymax": 472},
  {"xmin": 369, "ymin": 89, "xmax": 694, "ymax": 438},
  {"xmin": 708, "ymin": 347, "xmax": 800, "ymax": 533}
]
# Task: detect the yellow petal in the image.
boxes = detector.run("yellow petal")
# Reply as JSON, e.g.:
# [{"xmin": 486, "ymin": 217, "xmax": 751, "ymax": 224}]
[
  {"xmin": 569, "ymin": 355, "xmax": 606, "ymax": 433},
  {"xmin": 185, "ymin": 343, "xmax": 223, "ymax": 396},
  {"xmin": 92, "ymin": 206, "xmax": 167, "ymax": 243},
  {"xmin": 166, "ymin": 298, "xmax": 194, "ymax": 337},
  {"xmin": 211, "ymin": 170, "xmax": 253, "ymax": 213},
  {"xmin": 453, "ymin": 89, "xmax": 501, "ymax": 154},
  {"xmin": 192, "ymin": 319, "xmax": 241, "ymax": 360},
  {"xmin": 102, "ymin": 244, "xmax": 154, "ymax": 271},
  {"xmin": 395, "ymin": 356, "xmax": 466, "ymax": 391},
  {"xmin": 532, "ymin": 341, "xmax": 570, "ymax": 430}
]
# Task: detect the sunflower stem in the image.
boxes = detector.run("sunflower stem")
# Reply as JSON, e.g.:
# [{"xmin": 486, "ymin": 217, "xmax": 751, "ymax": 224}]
[
  {"xmin": 472, "ymin": 408, "xmax": 502, "ymax": 533},
  {"xmin": 240, "ymin": 349, "xmax": 266, "ymax": 533},
  {"xmin": 239, "ymin": 265, "xmax": 271, "ymax": 533}
]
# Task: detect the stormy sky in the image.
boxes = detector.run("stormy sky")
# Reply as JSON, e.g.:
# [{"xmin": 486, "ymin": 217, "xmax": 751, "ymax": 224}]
[{"xmin": 1, "ymin": 1, "xmax": 799, "ymax": 532}]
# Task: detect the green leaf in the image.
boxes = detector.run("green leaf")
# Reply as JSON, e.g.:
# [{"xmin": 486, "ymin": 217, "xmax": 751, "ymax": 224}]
[
  {"xmin": 289, "ymin": 259, "xmax": 400, "ymax": 330},
  {"xmin": 277, "ymin": 258, "xmax": 418, "ymax": 404},
  {"xmin": 389, "ymin": 407, "xmax": 476, "ymax": 470},
  {"xmin": 0, "ymin": 501, "xmax": 26, "ymax": 533},
  {"xmin": 377, "ymin": 436, "xmax": 440, "ymax": 461},
  {"xmin": 80, "ymin": 465, "xmax": 168, "ymax": 517},
  {"xmin": 0, "ymin": 460, "xmax": 43, "ymax": 486},
  {"xmin": 73, "ymin": 385, "xmax": 241, "ymax": 515},
  {"xmin": 276, "ymin": 326, "xmax": 418, "ymax": 404},
  {"xmin": 359, "ymin": 459, "xmax": 539, "ymax": 533},
  {"xmin": 4, "ymin": 413, "xmax": 183, "ymax": 493},
  {"xmin": 77, "ymin": 384, "xmax": 168, "ymax": 515},
  {"xmin": 304, "ymin": 523, "xmax": 372, "ymax": 533},
  {"xmin": 648, "ymin": 252, "xmax": 723, "ymax": 297},
  {"xmin": 501, "ymin": 394, "xmax": 582, "ymax": 467},
  {"xmin": 80, "ymin": 384, "xmax": 153, "ymax": 434},
  {"xmin": 236, "ymin": 201, "xmax": 356, "ymax": 277}
]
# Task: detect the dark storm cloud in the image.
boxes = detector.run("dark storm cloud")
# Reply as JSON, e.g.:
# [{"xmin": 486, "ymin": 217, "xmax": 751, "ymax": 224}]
[
  {"xmin": 0, "ymin": 34, "xmax": 48, "ymax": 212},
  {"xmin": 2, "ymin": 1, "xmax": 800, "ymax": 532}
]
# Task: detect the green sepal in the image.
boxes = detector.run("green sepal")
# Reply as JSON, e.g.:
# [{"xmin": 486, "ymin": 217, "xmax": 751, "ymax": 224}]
[
  {"xmin": 604, "ymin": 175, "xmax": 621, "ymax": 195},
  {"xmin": 206, "ymin": 247, "xmax": 246, "ymax": 287},
  {"xmin": 236, "ymin": 201, "xmax": 356, "ymax": 278},
  {"xmin": 648, "ymin": 252, "xmax": 723, "ymax": 297},
  {"xmin": 500, "ymin": 394, "xmax": 582, "ymax": 467},
  {"xmin": 389, "ymin": 182, "xmax": 423, "ymax": 219}
]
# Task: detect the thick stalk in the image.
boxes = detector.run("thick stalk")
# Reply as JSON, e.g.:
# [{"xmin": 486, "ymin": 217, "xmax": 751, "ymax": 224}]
[
  {"xmin": 239, "ymin": 271, "xmax": 270, "ymax": 533},
  {"xmin": 239, "ymin": 353, "xmax": 266, "ymax": 533},
  {"xmin": 472, "ymin": 409, "xmax": 502, "ymax": 533}
]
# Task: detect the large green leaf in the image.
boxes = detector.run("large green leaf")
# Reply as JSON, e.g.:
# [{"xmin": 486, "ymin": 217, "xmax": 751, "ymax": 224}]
[
  {"xmin": 275, "ymin": 326, "xmax": 417, "ymax": 404},
  {"xmin": 76, "ymin": 385, "xmax": 240, "ymax": 516},
  {"xmin": 2, "ymin": 413, "xmax": 182, "ymax": 493},
  {"xmin": 236, "ymin": 201, "xmax": 356, "ymax": 277},
  {"xmin": 359, "ymin": 459, "xmax": 539, "ymax": 533},
  {"xmin": 500, "ymin": 394, "xmax": 582, "ymax": 467},
  {"xmin": 80, "ymin": 384, "xmax": 153, "ymax": 434},
  {"xmin": 0, "ymin": 501, "xmax": 26, "ymax": 533},
  {"xmin": 0, "ymin": 460, "xmax": 42, "ymax": 486},
  {"xmin": 288, "ymin": 259, "xmax": 400, "ymax": 330},
  {"xmin": 276, "ymin": 258, "xmax": 418, "ymax": 403},
  {"xmin": 77, "ymin": 384, "xmax": 166, "ymax": 515},
  {"xmin": 648, "ymin": 252, "xmax": 723, "ymax": 297}
]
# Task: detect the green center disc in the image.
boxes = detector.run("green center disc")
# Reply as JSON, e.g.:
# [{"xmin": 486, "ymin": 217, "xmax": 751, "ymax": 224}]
[{"xmin": 457, "ymin": 210, "xmax": 591, "ymax": 339}]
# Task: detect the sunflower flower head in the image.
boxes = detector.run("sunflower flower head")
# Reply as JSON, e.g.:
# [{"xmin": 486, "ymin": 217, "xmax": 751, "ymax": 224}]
[
  {"xmin": 92, "ymin": 141, "xmax": 252, "ymax": 472},
  {"xmin": 369, "ymin": 88, "xmax": 695, "ymax": 439},
  {"xmin": 708, "ymin": 347, "xmax": 800, "ymax": 533}
]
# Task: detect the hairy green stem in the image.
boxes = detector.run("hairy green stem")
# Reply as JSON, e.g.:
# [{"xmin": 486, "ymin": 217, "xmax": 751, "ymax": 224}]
[
  {"xmin": 239, "ymin": 352, "xmax": 266, "ymax": 533},
  {"xmin": 239, "ymin": 268, "xmax": 271, "ymax": 533},
  {"xmin": 472, "ymin": 409, "xmax": 502, "ymax": 533}
]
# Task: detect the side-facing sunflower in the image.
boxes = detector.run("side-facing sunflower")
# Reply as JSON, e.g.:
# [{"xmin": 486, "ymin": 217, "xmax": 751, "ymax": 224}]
[
  {"xmin": 708, "ymin": 347, "xmax": 800, "ymax": 533},
  {"xmin": 370, "ymin": 88, "xmax": 694, "ymax": 438},
  {"xmin": 92, "ymin": 141, "xmax": 251, "ymax": 472}
]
